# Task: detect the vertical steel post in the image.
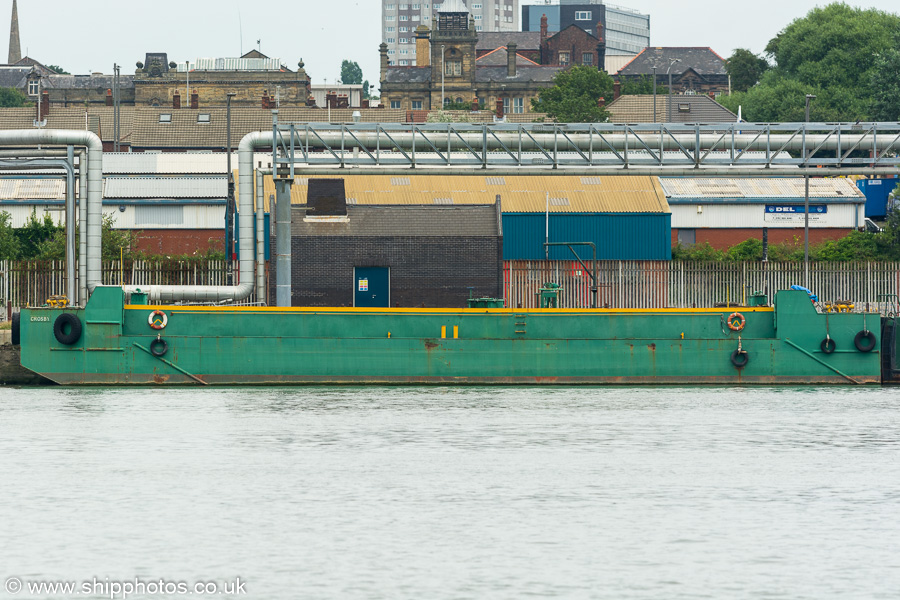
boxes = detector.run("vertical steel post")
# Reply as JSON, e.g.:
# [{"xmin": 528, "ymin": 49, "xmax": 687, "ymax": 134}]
[
  {"xmin": 256, "ymin": 169, "xmax": 266, "ymax": 305},
  {"xmin": 275, "ymin": 180, "xmax": 292, "ymax": 307},
  {"xmin": 226, "ymin": 93, "xmax": 235, "ymax": 285},
  {"xmin": 66, "ymin": 146, "xmax": 76, "ymax": 304},
  {"xmin": 78, "ymin": 150, "xmax": 87, "ymax": 304},
  {"xmin": 804, "ymin": 94, "xmax": 816, "ymax": 289},
  {"xmin": 652, "ymin": 67, "xmax": 657, "ymax": 123}
]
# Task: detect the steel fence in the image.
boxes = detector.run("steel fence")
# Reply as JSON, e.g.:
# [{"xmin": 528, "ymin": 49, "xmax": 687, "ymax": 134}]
[
  {"xmin": 505, "ymin": 261, "xmax": 900, "ymax": 314},
  {"xmin": 2, "ymin": 260, "xmax": 263, "ymax": 309}
]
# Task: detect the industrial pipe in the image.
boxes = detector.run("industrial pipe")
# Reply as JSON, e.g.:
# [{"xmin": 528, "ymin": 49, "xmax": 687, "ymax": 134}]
[
  {"xmin": 0, "ymin": 131, "xmax": 103, "ymax": 294},
  {"xmin": 255, "ymin": 169, "xmax": 266, "ymax": 304},
  {"xmin": 268, "ymin": 129, "xmax": 898, "ymax": 154},
  {"xmin": 121, "ymin": 131, "xmax": 272, "ymax": 302}
]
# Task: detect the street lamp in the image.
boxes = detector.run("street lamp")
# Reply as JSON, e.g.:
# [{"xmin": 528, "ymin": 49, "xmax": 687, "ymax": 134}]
[
  {"xmin": 804, "ymin": 93, "xmax": 816, "ymax": 289},
  {"xmin": 441, "ymin": 44, "xmax": 445, "ymax": 108},
  {"xmin": 666, "ymin": 58, "xmax": 680, "ymax": 123},
  {"xmin": 652, "ymin": 66, "xmax": 657, "ymax": 123}
]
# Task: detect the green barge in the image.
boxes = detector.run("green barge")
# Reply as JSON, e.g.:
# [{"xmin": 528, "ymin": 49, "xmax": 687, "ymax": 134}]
[{"xmin": 14, "ymin": 286, "xmax": 894, "ymax": 385}]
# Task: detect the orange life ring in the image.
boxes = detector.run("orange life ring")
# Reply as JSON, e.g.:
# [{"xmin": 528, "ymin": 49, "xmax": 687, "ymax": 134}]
[
  {"xmin": 148, "ymin": 310, "xmax": 168, "ymax": 330},
  {"xmin": 727, "ymin": 312, "xmax": 746, "ymax": 332}
]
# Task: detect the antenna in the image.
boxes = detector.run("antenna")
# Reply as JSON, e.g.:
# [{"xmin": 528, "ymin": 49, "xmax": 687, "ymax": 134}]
[{"xmin": 238, "ymin": 3, "xmax": 243, "ymax": 55}]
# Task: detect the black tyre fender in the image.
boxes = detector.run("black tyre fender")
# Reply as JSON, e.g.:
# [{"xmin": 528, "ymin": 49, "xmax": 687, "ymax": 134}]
[
  {"xmin": 53, "ymin": 313, "xmax": 82, "ymax": 345},
  {"xmin": 11, "ymin": 312, "xmax": 20, "ymax": 346},
  {"xmin": 150, "ymin": 338, "xmax": 168, "ymax": 357},
  {"xmin": 854, "ymin": 330, "xmax": 876, "ymax": 353},
  {"xmin": 820, "ymin": 337, "xmax": 836, "ymax": 354},
  {"xmin": 731, "ymin": 349, "xmax": 749, "ymax": 368}
]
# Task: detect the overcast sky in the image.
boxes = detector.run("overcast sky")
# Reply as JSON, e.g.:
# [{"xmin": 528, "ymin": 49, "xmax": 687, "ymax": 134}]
[{"xmin": 13, "ymin": 0, "xmax": 900, "ymax": 88}]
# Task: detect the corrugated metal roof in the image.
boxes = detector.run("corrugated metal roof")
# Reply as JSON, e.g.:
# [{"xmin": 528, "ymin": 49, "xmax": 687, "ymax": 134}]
[
  {"xmin": 103, "ymin": 153, "xmax": 249, "ymax": 175},
  {"xmin": 247, "ymin": 175, "xmax": 670, "ymax": 214},
  {"xmin": 0, "ymin": 180, "xmax": 65, "ymax": 199},
  {"xmin": 104, "ymin": 177, "xmax": 227, "ymax": 199},
  {"xmin": 660, "ymin": 178, "xmax": 865, "ymax": 200}
]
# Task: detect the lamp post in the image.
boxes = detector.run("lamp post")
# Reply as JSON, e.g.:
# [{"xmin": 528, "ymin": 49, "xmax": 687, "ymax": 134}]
[
  {"xmin": 804, "ymin": 93, "xmax": 816, "ymax": 289},
  {"xmin": 441, "ymin": 44, "xmax": 445, "ymax": 108},
  {"xmin": 666, "ymin": 58, "xmax": 680, "ymax": 122},
  {"xmin": 652, "ymin": 66, "xmax": 657, "ymax": 123}
]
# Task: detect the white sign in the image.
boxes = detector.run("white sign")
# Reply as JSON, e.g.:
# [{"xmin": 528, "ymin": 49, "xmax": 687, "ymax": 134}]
[{"xmin": 358, "ymin": 279, "xmax": 369, "ymax": 292}]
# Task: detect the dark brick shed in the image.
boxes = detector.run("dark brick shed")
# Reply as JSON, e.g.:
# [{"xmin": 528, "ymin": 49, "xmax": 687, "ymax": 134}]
[{"xmin": 271, "ymin": 180, "xmax": 503, "ymax": 307}]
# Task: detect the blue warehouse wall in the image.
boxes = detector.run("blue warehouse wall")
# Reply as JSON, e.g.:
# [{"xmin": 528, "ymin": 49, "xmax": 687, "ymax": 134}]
[{"xmin": 502, "ymin": 214, "xmax": 672, "ymax": 261}]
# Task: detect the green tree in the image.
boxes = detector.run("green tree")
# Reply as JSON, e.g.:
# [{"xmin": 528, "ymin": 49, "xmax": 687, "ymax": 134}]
[
  {"xmin": 531, "ymin": 65, "xmax": 613, "ymax": 122},
  {"xmin": 869, "ymin": 49, "xmax": 900, "ymax": 121},
  {"xmin": 0, "ymin": 87, "xmax": 29, "ymax": 107},
  {"xmin": 45, "ymin": 65, "xmax": 69, "ymax": 75},
  {"xmin": 725, "ymin": 3, "xmax": 900, "ymax": 121},
  {"xmin": 31, "ymin": 213, "xmax": 141, "ymax": 261},
  {"xmin": 15, "ymin": 211, "xmax": 62, "ymax": 258},
  {"xmin": 726, "ymin": 49, "xmax": 769, "ymax": 93},
  {"xmin": 340, "ymin": 60, "xmax": 364, "ymax": 85},
  {"xmin": 362, "ymin": 79, "xmax": 371, "ymax": 99},
  {"xmin": 0, "ymin": 211, "xmax": 20, "ymax": 260},
  {"xmin": 619, "ymin": 75, "xmax": 667, "ymax": 95}
]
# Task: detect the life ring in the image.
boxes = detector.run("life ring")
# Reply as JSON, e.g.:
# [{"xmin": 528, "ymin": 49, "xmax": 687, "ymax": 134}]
[
  {"xmin": 727, "ymin": 312, "xmax": 746, "ymax": 332},
  {"xmin": 731, "ymin": 349, "xmax": 749, "ymax": 368},
  {"xmin": 820, "ymin": 337, "xmax": 836, "ymax": 354},
  {"xmin": 53, "ymin": 313, "xmax": 82, "ymax": 345},
  {"xmin": 150, "ymin": 338, "xmax": 168, "ymax": 357},
  {"xmin": 148, "ymin": 310, "xmax": 168, "ymax": 330},
  {"xmin": 854, "ymin": 330, "xmax": 876, "ymax": 353}
]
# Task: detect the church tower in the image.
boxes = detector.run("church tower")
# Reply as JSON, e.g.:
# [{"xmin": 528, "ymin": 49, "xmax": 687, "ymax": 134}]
[{"xmin": 8, "ymin": 0, "xmax": 21, "ymax": 64}]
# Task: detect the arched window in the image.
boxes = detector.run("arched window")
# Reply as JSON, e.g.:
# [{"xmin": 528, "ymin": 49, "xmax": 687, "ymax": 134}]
[{"xmin": 444, "ymin": 48, "xmax": 462, "ymax": 77}]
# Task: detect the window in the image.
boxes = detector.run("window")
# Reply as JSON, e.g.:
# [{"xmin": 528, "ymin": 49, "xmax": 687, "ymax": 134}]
[
  {"xmin": 582, "ymin": 52, "xmax": 593, "ymax": 66},
  {"xmin": 386, "ymin": 37, "xmax": 395, "ymax": 43},
  {"xmin": 386, "ymin": 26, "xmax": 395, "ymax": 32},
  {"xmin": 476, "ymin": 25, "xmax": 483, "ymax": 31},
  {"xmin": 390, "ymin": 100, "xmax": 402, "ymax": 109},
  {"xmin": 502, "ymin": 97, "xmax": 510, "ymax": 114},
  {"xmin": 412, "ymin": 100, "xmax": 423, "ymax": 109},
  {"xmin": 400, "ymin": 26, "xmax": 408, "ymax": 32},
  {"xmin": 27, "ymin": 79, "xmax": 39, "ymax": 95},
  {"xmin": 472, "ymin": 3, "xmax": 482, "ymax": 8},
  {"xmin": 399, "ymin": 15, "xmax": 408, "ymax": 21},
  {"xmin": 399, "ymin": 59, "xmax": 409, "ymax": 65},
  {"xmin": 158, "ymin": 113, "xmax": 172, "ymax": 123},
  {"xmin": 386, "ymin": 15, "xmax": 395, "ymax": 21},
  {"xmin": 385, "ymin": 3, "xmax": 394, "ymax": 9},
  {"xmin": 399, "ymin": 38, "xmax": 408, "ymax": 44},
  {"xmin": 197, "ymin": 113, "xmax": 211, "ymax": 123},
  {"xmin": 513, "ymin": 98, "xmax": 523, "ymax": 114},
  {"xmin": 443, "ymin": 98, "xmax": 451, "ymax": 106},
  {"xmin": 400, "ymin": 4, "xmax": 409, "ymax": 9},
  {"xmin": 445, "ymin": 60, "xmax": 462, "ymax": 76},
  {"xmin": 677, "ymin": 229, "xmax": 696, "ymax": 246},
  {"xmin": 559, "ymin": 51, "xmax": 569, "ymax": 66},
  {"xmin": 474, "ymin": 14, "xmax": 481, "ymax": 20},
  {"xmin": 575, "ymin": 11, "xmax": 592, "ymax": 20},
  {"xmin": 411, "ymin": 14, "xmax": 419, "ymax": 21}
]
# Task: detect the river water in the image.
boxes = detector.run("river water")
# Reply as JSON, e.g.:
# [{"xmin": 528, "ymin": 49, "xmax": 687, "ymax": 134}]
[{"xmin": 1, "ymin": 386, "xmax": 898, "ymax": 600}]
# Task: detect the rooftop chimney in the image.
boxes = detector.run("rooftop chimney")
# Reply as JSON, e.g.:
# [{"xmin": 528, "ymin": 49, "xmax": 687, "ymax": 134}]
[
  {"xmin": 173, "ymin": 90, "xmax": 181, "ymax": 109},
  {"xmin": 415, "ymin": 25, "xmax": 431, "ymax": 67},
  {"xmin": 8, "ymin": 0, "xmax": 21, "ymax": 64},
  {"xmin": 540, "ymin": 14, "xmax": 548, "ymax": 43},
  {"xmin": 190, "ymin": 89, "xmax": 198, "ymax": 109},
  {"xmin": 597, "ymin": 97, "xmax": 606, "ymax": 108},
  {"xmin": 507, "ymin": 43, "xmax": 517, "ymax": 78},
  {"xmin": 106, "ymin": 89, "xmax": 113, "ymax": 107},
  {"xmin": 613, "ymin": 81, "xmax": 621, "ymax": 100}
]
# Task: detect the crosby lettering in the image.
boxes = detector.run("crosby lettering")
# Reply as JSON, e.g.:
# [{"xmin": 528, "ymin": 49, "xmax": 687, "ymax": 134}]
[{"xmin": 30, "ymin": 316, "xmax": 50, "ymax": 322}]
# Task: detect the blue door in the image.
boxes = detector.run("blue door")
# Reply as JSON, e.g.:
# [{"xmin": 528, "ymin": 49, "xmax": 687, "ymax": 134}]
[{"xmin": 354, "ymin": 267, "xmax": 390, "ymax": 308}]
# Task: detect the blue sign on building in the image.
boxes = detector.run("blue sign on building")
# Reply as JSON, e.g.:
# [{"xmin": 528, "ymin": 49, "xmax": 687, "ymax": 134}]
[{"xmin": 765, "ymin": 205, "xmax": 827, "ymax": 214}]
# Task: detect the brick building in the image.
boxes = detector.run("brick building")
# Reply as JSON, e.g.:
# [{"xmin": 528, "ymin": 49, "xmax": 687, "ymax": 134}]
[
  {"xmin": 277, "ymin": 179, "xmax": 503, "ymax": 308},
  {"xmin": 617, "ymin": 47, "xmax": 730, "ymax": 96},
  {"xmin": 133, "ymin": 52, "xmax": 312, "ymax": 108},
  {"xmin": 380, "ymin": 1, "xmax": 563, "ymax": 114}
]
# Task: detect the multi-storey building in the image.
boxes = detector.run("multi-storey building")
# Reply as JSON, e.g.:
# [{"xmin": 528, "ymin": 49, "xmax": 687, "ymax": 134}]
[
  {"xmin": 382, "ymin": 0, "xmax": 519, "ymax": 66},
  {"xmin": 522, "ymin": 1, "xmax": 649, "ymax": 56}
]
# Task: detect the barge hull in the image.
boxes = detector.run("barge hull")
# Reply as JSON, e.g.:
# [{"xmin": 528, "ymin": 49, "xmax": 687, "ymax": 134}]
[{"xmin": 19, "ymin": 287, "xmax": 885, "ymax": 386}]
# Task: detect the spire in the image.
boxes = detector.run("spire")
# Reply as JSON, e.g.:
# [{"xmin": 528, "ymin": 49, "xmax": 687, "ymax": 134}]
[{"xmin": 8, "ymin": 0, "xmax": 21, "ymax": 64}]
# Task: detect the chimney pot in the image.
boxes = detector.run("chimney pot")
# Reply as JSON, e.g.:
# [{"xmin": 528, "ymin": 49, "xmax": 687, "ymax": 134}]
[
  {"xmin": 598, "ymin": 97, "xmax": 605, "ymax": 108},
  {"xmin": 613, "ymin": 81, "xmax": 621, "ymax": 100},
  {"xmin": 105, "ymin": 89, "xmax": 113, "ymax": 107}
]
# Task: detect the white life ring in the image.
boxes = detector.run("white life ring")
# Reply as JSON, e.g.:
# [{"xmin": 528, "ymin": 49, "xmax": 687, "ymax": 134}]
[{"xmin": 148, "ymin": 310, "xmax": 168, "ymax": 330}]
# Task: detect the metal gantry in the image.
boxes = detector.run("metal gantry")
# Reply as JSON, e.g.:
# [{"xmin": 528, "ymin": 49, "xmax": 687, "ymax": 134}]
[{"xmin": 273, "ymin": 121, "xmax": 900, "ymax": 175}]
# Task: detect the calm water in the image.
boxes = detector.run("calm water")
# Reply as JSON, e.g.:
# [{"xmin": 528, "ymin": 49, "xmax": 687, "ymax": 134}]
[{"xmin": 0, "ymin": 386, "xmax": 899, "ymax": 600}]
